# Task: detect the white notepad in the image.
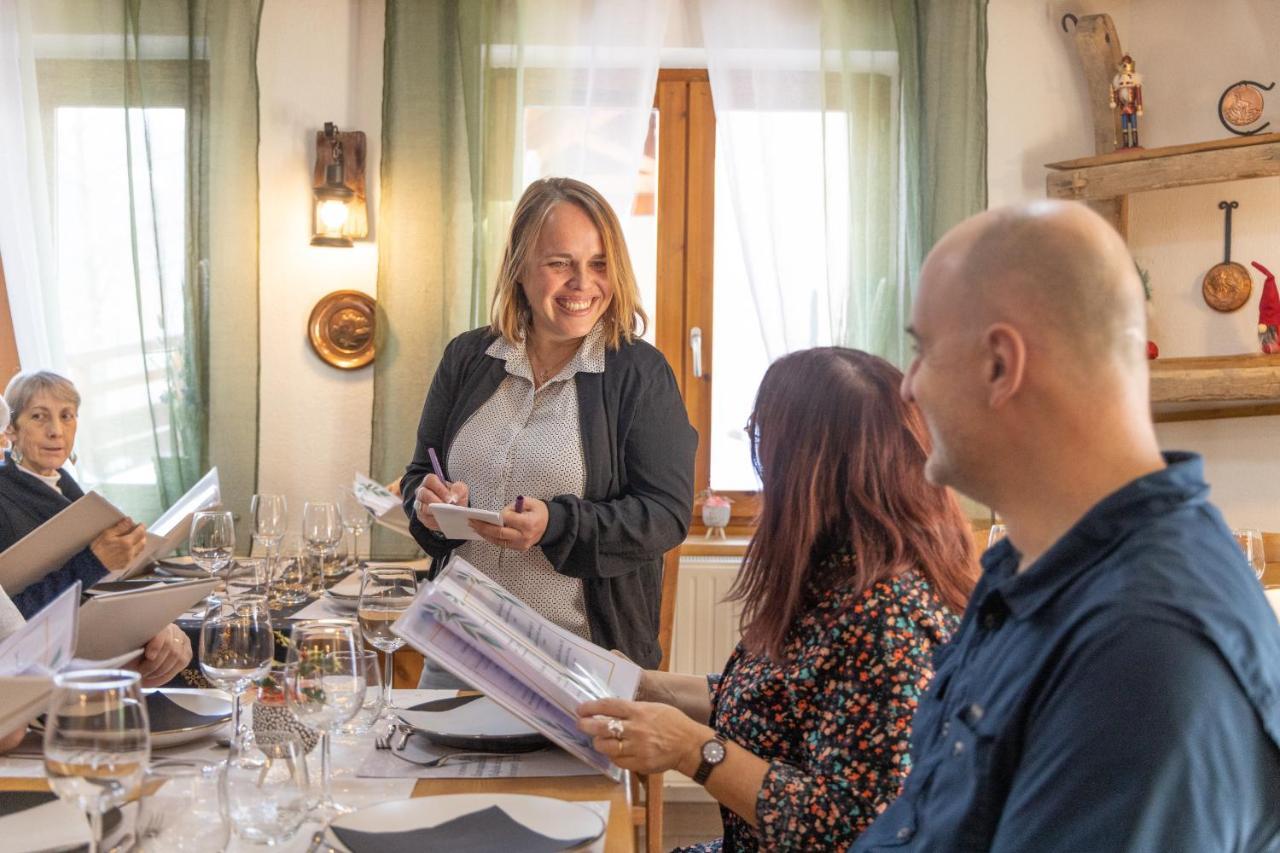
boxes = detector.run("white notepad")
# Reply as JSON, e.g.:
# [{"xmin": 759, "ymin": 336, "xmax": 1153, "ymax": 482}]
[{"xmin": 428, "ymin": 504, "xmax": 503, "ymax": 540}]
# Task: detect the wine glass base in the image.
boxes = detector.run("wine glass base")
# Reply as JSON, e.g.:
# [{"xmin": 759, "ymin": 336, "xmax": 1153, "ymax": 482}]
[{"xmin": 311, "ymin": 797, "xmax": 357, "ymax": 820}]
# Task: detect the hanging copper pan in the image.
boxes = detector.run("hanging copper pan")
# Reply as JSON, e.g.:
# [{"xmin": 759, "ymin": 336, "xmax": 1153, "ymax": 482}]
[{"xmin": 1203, "ymin": 200, "xmax": 1252, "ymax": 312}]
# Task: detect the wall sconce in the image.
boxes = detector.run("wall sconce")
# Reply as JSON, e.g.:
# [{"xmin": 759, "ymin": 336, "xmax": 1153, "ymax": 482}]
[{"xmin": 311, "ymin": 121, "xmax": 368, "ymax": 247}]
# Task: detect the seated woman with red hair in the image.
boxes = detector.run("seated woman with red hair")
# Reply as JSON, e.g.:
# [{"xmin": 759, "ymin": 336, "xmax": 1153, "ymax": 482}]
[{"xmin": 577, "ymin": 347, "xmax": 978, "ymax": 851}]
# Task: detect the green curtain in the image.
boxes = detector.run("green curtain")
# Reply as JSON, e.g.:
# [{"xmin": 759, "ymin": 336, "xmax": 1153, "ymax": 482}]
[
  {"xmin": 372, "ymin": 0, "xmax": 496, "ymax": 556},
  {"xmin": 892, "ymin": 0, "xmax": 988, "ymax": 360},
  {"xmin": 16, "ymin": 0, "xmax": 260, "ymax": 527}
]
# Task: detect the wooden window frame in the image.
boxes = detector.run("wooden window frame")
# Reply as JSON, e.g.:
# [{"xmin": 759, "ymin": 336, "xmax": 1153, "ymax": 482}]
[
  {"xmin": 0, "ymin": 256, "xmax": 19, "ymax": 385},
  {"xmin": 654, "ymin": 70, "xmax": 759, "ymax": 537}
]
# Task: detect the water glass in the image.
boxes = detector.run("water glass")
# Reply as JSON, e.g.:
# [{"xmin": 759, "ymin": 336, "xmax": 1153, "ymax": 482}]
[
  {"xmin": 339, "ymin": 650, "xmax": 385, "ymax": 736},
  {"xmin": 221, "ymin": 730, "xmax": 309, "ymax": 845},
  {"xmin": 199, "ymin": 596, "xmax": 274, "ymax": 750},
  {"xmin": 234, "ymin": 557, "xmax": 271, "ymax": 598},
  {"xmin": 358, "ymin": 566, "xmax": 416, "ymax": 713},
  {"xmin": 284, "ymin": 620, "xmax": 365, "ymax": 816},
  {"xmin": 1233, "ymin": 528, "xmax": 1267, "ymax": 580},
  {"xmin": 251, "ymin": 493, "xmax": 287, "ymax": 551},
  {"xmin": 44, "ymin": 670, "xmax": 150, "ymax": 853},
  {"xmin": 134, "ymin": 761, "xmax": 228, "ymax": 852},
  {"xmin": 190, "ymin": 510, "xmax": 236, "ymax": 592}
]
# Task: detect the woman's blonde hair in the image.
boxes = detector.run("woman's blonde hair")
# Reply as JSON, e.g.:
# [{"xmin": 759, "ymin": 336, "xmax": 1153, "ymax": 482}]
[{"xmin": 489, "ymin": 177, "xmax": 647, "ymax": 349}]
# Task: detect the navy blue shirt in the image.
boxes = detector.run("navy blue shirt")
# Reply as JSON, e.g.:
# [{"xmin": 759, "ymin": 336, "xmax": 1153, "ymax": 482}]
[{"xmin": 854, "ymin": 453, "xmax": 1280, "ymax": 852}]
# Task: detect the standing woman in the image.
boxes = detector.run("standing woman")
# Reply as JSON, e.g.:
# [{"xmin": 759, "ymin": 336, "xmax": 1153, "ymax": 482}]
[
  {"xmin": 577, "ymin": 348, "xmax": 978, "ymax": 851},
  {"xmin": 403, "ymin": 177, "xmax": 696, "ymax": 672}
]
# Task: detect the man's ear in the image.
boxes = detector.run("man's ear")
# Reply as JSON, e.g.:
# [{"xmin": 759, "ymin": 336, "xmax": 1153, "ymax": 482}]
[{"xmin": 983, "ymin": 322, "xmax": 1026, "ymax": 408}]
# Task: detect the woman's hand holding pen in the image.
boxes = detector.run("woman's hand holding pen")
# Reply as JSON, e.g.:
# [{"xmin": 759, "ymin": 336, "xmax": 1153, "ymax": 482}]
[
  {"xmin": 470, "ymin": 496, "xmax": 548, "ymax": 552},
  {"xmin": 413, "ymin": 474, "xmax": 470, "ymax": 531}
]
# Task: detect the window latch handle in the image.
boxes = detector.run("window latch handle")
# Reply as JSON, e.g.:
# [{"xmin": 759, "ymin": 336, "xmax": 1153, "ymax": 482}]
[{"xmin": 690, "ymin": 327, "xmax": 704, "ymax": 379}]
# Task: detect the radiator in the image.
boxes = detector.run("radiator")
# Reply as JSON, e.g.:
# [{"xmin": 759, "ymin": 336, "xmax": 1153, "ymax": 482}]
[{"xmin": 669, "ymin": 554, "xmax": 744, "ymax": 679}]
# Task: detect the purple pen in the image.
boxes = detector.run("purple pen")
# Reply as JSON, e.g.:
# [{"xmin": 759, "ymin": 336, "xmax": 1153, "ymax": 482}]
[
  {"xmin": 514, "ymin": 495, "xmax": 525, "ymax": 513},
  {"xmin": 427, "ymin": 447, "xmax": 457, "ymax": 504}
]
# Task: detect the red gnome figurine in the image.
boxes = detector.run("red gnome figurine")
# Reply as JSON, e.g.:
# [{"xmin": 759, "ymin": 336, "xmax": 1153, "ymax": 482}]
[{"xmin": 1253, "ymin": 261, "xmax": 1280, "ymax": 353}]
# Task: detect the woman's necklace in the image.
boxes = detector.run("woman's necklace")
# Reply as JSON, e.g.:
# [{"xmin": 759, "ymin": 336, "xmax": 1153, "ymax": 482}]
[{"xmin": 528, "ymin": 344, "xmax": 577, "ymax": 387}]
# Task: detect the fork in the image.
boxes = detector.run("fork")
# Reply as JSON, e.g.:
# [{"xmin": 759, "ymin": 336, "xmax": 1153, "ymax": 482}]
[{"xmin": 387, "ymin": 747, "xmax": 533, "ymax": 768}]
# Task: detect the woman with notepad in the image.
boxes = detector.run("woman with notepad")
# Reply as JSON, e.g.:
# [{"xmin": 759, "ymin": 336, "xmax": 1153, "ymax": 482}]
[
  {"xmin": 402, "ymin": 178, "xmax": 696, "ymax": 684},
  {"xmin": 0, "ymin": 372, "xmax": 191, "ymax": 686}
]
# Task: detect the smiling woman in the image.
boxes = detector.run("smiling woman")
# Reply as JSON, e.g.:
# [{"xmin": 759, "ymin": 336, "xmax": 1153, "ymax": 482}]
[{"xmin": 401, "ymin": 178, "xmax": 697, "ymax": 684}]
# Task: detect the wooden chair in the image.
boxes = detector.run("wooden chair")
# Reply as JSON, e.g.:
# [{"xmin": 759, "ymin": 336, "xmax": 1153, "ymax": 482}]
[{"xmin": 632, "ymin": 546, "xmax": 682, "ymax": 853}]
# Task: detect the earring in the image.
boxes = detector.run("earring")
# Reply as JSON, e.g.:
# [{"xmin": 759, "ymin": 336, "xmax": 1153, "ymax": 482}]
[
  {"xmin": 10, "ymin": 446, "xmax": 21, "ymax": 464},
  {"xmin": 68, "ymin": 451, "xmax": 77, "ymax": 466}
]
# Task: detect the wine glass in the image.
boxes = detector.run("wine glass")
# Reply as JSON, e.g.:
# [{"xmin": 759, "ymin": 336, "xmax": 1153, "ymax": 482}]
[
  {"xmin": 337, "ymin": 487, "xmax": 372, "ymax": 570},
  {"xmin": 283, "ymin": 620, "xmax": 365, "ymax": 816},
  {"xmin": 199, "ymin": 596, "xmax": 273, "ymax": 751},
  {"xmin": 250, "ymin": 493, "xmax": 287, "ymax": 583},
  {"xmin": 358, "ymin": 567, "xmax": 416, "ymax": 715},
  {"xmin": 273, "ymin": 535, "xmax": 312, "ymax": 607},
  {"xmin": 339, "ymin": 650, "xmax": 385, "ymax": 736},
  {"xmin": 302, "ymin": 501, "xmax": 343, "ymax": 581},
  {"xmin": 43, "ymin": 670, "xmax": 150, "ymax": 853},
  {"xmin": 134, "ymin": 761, "xmax": 228, "ymax": 852},
  {"xmin": 1233, "ymin": 528, "xmax": 1267, "ymax": 580},
  {"xmin": 190, "ymin": 510, "xmax": 235, "ymax": 594}
]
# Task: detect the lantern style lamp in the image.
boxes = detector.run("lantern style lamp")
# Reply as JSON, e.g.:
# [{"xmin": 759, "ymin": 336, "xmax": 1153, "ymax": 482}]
[{"xmin": 311, "ymin": 122, "xmax": 355, "ymax": 247}]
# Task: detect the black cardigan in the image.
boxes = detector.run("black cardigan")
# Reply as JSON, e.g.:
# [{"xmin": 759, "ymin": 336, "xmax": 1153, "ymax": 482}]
[
  {"xmin": 401, "ymin": 328, "xmax": 697, "ymax": 668},
  {"xmin": 0, "ymin": 455, "xmax": 108, "ymax": 618}
]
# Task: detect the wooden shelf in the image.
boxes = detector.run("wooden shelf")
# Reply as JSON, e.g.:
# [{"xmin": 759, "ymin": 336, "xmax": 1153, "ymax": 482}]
[
  {"xmin": 1149, "ymin": 353, "xmax": 1280, "ymax": 422},
  {"xmin": 1046, "ymin": 132, "xmax": 1280, "ymax": 203}
]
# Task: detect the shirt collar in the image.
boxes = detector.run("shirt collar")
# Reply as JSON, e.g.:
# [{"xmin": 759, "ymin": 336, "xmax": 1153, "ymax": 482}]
[
  {"xmin": 978, "ymin": 451, "xmax": 1208, "ymax": 620},
  {"xmin": 486, "ymin": 322, "xmax": 608, "ymax": 383}
]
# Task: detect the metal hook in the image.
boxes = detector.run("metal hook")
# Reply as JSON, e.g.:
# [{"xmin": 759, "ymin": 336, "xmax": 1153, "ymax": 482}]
[
  {"xmin": 1220, "ymin": 201, "xmax": 1240, "ymax": 263},
  {"xmin": 1061, "ymin": 13, "xmax": 1078, "ymax": 33}
]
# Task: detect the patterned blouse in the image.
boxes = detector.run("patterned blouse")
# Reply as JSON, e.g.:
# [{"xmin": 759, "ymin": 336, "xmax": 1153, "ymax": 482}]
[{"xmin": 680, "ymin": 558, "xmax": 959, "ymax": 852}]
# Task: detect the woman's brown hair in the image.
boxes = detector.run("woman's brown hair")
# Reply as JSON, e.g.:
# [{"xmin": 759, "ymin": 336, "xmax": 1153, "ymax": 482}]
[
  {"xmin": 731, "ymin": 347, "xmax": 977, "ymax": 661},
  {"xmin": 490, "ymin": 177, "xmax": 647, "ymax": 349}
]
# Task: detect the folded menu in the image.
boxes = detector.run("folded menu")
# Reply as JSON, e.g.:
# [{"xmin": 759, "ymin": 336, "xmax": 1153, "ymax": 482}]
[
  {"xmin": 353, "ymin": 473, "xmax": 412, "ymax": 538},
  {"xmin": 393, "ymin": 557, "xmax": 641, "ymax": 780},
  {"xmin": 75, "ymin": 577, "xmax": 217, "ymax": 661},
  {"xmin": 331, "ymin": 806, "xmax": 597, "ymax": 853},
  {"xmin": 0, "ymin": 583, "xmax": 80, "ymax": 732},
  {"xmin": 104, "ymin": 467, "xmax": 221, "ymax": 582}
]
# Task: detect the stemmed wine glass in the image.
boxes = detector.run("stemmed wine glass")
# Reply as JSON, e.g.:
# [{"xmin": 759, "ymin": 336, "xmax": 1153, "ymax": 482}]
[
  {"xmin": 200, "ymin": 596, "xmax": 274, "ymax": 751},
  {"xmin": 357, "ymin": 567, "xmax": 417, "ymax": 714},
  {"xmin": 250, "ymin": 494, "xmax": 287, "ymax": 586},
  {"xmin": 283, "ymin": 619, "xmax": 365, "ymax": 817},
  {"xmin": 337, "ymin": 487, "xmax": 372, "ymax": 570},
  {"xmin": 44, "ymin": 670, "xmax": 150, "ymax": 853},
  {"xmin": 302, "ymin": 501, "xmax": 343, "ymax": 581},
  {"xmin": 190, "ymin": 510, "xmax": 236, "ymax": 594}
]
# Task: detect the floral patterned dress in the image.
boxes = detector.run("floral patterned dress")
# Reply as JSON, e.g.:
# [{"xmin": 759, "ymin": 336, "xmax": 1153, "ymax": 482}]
[{"xmin": 678, "ymin": 559, "xmax": 958, "ymax": 852}]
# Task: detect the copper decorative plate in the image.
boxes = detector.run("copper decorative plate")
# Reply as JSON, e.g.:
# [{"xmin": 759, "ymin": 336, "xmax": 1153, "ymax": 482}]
[{"xmin": 308, "ymin": 290, "xmax": 375, "ymax": 369}]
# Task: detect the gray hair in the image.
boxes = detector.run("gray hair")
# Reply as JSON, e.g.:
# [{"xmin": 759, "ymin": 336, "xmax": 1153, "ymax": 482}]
[{"xmin": 4, "ymin": 371, "xmax": 81, "ymax": 423}]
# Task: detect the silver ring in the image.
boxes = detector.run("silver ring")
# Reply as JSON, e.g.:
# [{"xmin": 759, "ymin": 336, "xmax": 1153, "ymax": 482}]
[
  {"xmin": 413, "ymin": 498, "xmax": 422, "ymax": 514},
  {"xmin": 607, "ymin": 718, "xmax": 624, "ymax": 739}
]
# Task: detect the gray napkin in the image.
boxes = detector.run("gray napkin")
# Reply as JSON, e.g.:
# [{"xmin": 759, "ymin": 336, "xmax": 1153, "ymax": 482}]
[{"xmin": 330, "ymin": 805, "xmax": 596, "ymax": 853}]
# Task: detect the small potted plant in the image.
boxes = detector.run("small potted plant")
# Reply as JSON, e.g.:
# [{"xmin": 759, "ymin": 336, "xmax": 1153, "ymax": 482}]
[
  {"xmin": 699, "ymin": 489, "xmax": 733, "ymax": 540},
  {"xmin": 251, "ymin": 666, "xmax": 319, "ymax": 756}
]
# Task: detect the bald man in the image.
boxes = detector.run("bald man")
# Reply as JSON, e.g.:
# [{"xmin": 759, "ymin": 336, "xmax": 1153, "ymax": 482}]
[{"xmin": 853, "ymin": 202, "xmax": 1280, "ymax": 852}]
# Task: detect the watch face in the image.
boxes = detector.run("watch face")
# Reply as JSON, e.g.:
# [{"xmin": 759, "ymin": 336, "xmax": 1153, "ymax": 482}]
[{"xmin": 702, "ymin": 739, "xmax": 726, "ymax": 764}]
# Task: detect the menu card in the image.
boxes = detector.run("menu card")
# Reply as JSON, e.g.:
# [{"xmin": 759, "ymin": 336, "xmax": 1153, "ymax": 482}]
[{"xmin": 354, "ymin": 472, "xmax": 412, "ymax": 538}]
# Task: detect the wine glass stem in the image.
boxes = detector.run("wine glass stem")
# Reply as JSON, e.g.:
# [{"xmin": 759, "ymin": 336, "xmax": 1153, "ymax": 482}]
[
  {"xmin": 319, "ymin": 731, "xmax": 333, "ymax": 806},
  {"xmin": 87, "ymin": 809, "xmax": 102, "ymax": 853},
  {"xmin": 230, "ymin": 690, "xmax": 243, "ymax": 750},
  {"xmin": 383, "ymin": 648, "xmax": 394, "ymax": 709}
]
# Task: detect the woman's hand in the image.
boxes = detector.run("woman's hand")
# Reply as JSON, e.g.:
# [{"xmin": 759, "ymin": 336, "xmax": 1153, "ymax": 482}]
[
  {"xmin": 130, "ymin": 624, "xmax": 192, "ymax": 688},
  {"xmin": 577, "ymin": 696, "xmax": 712, "ymax": 776},
  {"xmin": 470, "ymin": 497, "xmax": 549, "ymax": 552},
  {"xmin": 413, "ymin": 474, "xmax": 470, "ymax": 531},
  {"xmin": 89, "ymin": 518, "xmax": 147, "ymax": 571}
]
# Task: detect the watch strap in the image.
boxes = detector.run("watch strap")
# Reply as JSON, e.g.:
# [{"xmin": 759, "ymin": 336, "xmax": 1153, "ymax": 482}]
[{"xmin": 692, "ymin": 733, "xmax": 728, "ymax": 785}]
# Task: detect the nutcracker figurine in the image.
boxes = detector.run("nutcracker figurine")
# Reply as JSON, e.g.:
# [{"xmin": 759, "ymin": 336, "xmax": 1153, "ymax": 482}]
[{"xmin": 1109, "ymin": 54, "xmax": 1144, "ymax": 149}]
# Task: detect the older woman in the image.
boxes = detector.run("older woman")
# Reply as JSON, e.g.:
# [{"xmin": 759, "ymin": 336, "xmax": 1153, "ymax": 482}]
[
  {"xmin": 403, "ymin": 177, "xmax": 696, "ymax": 679},
  {"xmin": 0, "ymin": 371, "xmax": 190, "ymax": 686},
  {"xmin": 577, "ymin": 348, "xmax": 978, "ymax": 851}
]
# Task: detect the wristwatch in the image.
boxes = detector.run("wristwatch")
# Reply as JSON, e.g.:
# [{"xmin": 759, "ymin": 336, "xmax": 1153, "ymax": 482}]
[{"xmin": 692, "ymin": 734, "xmax": 728, "ymax": 785}]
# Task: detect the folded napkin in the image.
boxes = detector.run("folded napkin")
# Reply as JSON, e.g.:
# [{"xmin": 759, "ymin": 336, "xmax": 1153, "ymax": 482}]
[
  {"xmin": 0, "ymin": 791, "xmax": 121, "ymax": 851},
  {"xmin": 148, "ymin": 691, "xmax": 230, "ymax": 732},
  {"xmin": 330, "ymin": 805, "xmax": 597, "ymax": 853}
]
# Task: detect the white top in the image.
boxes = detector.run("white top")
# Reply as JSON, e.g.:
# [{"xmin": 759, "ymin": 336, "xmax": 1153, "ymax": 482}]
[
  {"xmin": 16, "ymin": 464, "xmax": 61, "ymax": 494},
  {"xmin": 445, "ymin": 324, "xmax": 607, "ymax": 640}
]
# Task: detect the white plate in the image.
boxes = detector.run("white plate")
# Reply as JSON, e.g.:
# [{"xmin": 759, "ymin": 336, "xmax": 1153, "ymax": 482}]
[
  {"xmin": 399, "ymin": 695, "xmax": 541, "ymax": 740},
  {"xmin": 326, "ymin": 795, "xmax": 606, "ymax": 852},
  {"xmin": 323, "ymin": 588, "xmax": 359, "ymax": 612},
  {"xmin": 147, "ymin": 688, "xmax": 232, "ymax": 748}
]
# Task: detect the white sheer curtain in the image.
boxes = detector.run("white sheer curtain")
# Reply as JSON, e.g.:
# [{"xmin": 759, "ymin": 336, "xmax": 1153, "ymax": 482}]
[
  {"xmin": 0, "ymin": 1, "xmax": 57, "ymax": 369},
  {"xmin": 700, "ymin": 0, "xmax": 902, "ymax": 488}
]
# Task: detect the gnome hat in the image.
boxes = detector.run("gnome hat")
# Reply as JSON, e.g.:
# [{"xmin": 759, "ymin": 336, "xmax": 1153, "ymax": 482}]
[{"xmin": 1253, "ymin": 261, "xmax": 1280, "ymax": 327}]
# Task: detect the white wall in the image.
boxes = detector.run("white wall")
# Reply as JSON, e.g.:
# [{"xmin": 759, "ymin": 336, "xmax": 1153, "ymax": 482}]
[
  {"xmin": 987, "ymin": 0, "xmax": 1280, "ymax": 528},
  {"xmin": 255, "ymin": 0, "xmax": 384, "ymax": 540}
]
